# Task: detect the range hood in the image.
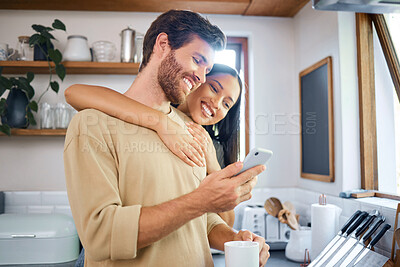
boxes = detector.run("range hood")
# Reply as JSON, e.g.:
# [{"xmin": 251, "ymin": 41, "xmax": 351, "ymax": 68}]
[{"xmin": 312, "ymin": 0, "xmax": 400, "ymax": 13}]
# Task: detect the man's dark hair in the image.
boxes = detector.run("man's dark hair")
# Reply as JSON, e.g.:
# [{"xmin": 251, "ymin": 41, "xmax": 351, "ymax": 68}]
[{"xmin": 139, "ymin": 10, "xmax": 226, "ymax": 72}]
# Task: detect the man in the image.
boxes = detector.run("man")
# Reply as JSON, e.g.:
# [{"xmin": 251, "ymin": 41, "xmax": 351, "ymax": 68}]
[{"xmin": 64, "ymin": 10, "xmax": 269, "ymax": 266}]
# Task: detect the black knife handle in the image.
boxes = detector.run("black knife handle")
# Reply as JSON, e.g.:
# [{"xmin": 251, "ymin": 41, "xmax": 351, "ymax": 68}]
[
  {"xmin": 346, "ymin": 211, "xmax": 368, "ymax": 236},
  {"xmin": 355, "ymin": 214, "xmax": 377, "ymax": 237},
  {"xmin": 368, "ymin": 224, "xmax": 391, "ymax": 248},
  {"xmin": 362, "ymin": 216, "xmax": 386, "ymax": 242},
  {"xmin": 340, "ymin": 210, "xmax": 362, "ymax": 234}
]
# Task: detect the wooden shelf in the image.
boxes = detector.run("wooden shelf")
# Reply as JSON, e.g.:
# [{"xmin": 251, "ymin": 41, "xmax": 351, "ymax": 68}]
[
  {"xmin": 0, "ymin": 0, "xmax": 308, "ymax": 17},
  {"xmin": 0, "ymin": 129, "xmax": 67, "ymax": 136},
  {"xmin": 0, "ymin": 61, "xmax": 140, "ymax": 75}
]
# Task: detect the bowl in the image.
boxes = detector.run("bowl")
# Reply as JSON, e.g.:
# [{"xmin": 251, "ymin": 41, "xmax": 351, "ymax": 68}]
[{"xmin": 92, "ymin": 41, "xmax": 116, "ymax": 62}]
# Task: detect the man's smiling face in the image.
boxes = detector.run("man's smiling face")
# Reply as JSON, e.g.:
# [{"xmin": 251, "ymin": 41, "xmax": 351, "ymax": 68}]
[{"xmin": 157, "ymin": 35, "xmax": 215, "ymax": 105}]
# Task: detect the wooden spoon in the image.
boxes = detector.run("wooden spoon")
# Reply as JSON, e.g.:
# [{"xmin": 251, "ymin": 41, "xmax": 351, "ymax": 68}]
[
  {"xmin": 264, "ymin": 197, "xmax": 283, "ymax": 217},
  {"xmin": 280, "ymin": 201, "xmax": 300, "ymax": 230}
]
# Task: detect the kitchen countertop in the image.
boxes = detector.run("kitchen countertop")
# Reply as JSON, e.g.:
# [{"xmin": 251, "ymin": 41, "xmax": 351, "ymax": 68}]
[{"xmin": 213, "ymin": 250, "xmax": 301, "ymax": 267}]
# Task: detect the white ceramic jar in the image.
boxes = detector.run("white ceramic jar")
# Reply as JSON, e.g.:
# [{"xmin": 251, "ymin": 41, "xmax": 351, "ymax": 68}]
[
  {"xmin": 285, "ymin": 226, "xmax": 312, "ymax": 262},
  {"xmin": 63, "ymin": 35, "xmax": 91, "ymax": 61}
]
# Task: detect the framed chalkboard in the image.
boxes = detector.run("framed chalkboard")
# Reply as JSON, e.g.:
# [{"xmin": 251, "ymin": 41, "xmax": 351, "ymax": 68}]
[{"xmin": 299, "ymin": 57, "xmax": 334, "ymax": 182}]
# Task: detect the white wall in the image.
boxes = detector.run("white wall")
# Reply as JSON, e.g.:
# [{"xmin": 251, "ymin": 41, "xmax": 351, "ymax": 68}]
[
  {"xmin": 293, "ymin": 3, "xmax": 363, "ymax": 196},
  {"xmin": 0, "ymin": 10, "xmax": 297, "ymax": 190}
]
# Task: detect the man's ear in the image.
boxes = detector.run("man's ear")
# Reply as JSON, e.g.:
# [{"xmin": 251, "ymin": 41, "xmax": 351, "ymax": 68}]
[{"xmin": 153, "ymin": 33, "xmax": 171, "ymax": 58}]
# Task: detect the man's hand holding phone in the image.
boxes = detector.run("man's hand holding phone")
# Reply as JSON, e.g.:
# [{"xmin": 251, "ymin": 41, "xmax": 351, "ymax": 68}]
[
  {"xmin": 194, "ymin": 148, "xmax": 272, "ymax": 213},
  {"xmin": 195, "ymin": 162, "xmax": 264, "ymax": 213}
]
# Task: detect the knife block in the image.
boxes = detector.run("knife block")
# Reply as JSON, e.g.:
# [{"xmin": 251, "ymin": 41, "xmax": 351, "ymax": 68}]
[
  {"xmin": 335, "ymin": 244, "xmax": 393, "ymax": 267},
  {"xmin": 352, "ymin": 250, "xmax": 393, "ymax": 267}
]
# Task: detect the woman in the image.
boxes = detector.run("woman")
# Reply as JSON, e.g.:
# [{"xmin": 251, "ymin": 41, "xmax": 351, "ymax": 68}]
[{"xmin": 65, "ymin": 63, "xmax": 242, "ymax": 226}]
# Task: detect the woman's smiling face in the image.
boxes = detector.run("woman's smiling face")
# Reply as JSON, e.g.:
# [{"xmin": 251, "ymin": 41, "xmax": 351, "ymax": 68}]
[{"xmin": 183, "ymin": 73, "xmax": 241, "ymax": 125}]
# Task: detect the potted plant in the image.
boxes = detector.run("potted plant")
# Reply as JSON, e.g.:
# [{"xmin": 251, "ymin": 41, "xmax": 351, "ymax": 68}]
[
  {"xmin": 0, "ymin": 72, "xmax": 36, "ymax": 135},
  {"xmin": 0, "ymin": 19, "xmax": 66, "ymax": 136},
  {"xmin": 29, "ymin": 19, "xmax": 67, "ymax": 103}
]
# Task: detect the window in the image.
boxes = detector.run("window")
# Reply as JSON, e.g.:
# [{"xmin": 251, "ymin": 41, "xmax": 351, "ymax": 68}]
[
  {"xmin": 357, "ymin": 13, "xmax": 400, "ymax": 197},
  {"xmin": 385, "ymin": 14, "xmax": 400, "ymax": 193},
  {"xmin": 214, "ymin": 37, "xmax": 249, "ymax": 161}
]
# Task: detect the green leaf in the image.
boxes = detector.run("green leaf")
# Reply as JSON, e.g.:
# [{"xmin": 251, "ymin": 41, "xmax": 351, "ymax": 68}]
[
  {"xmin": 32, "ymin": 24, "xmax": 47, "ymax": 33},
  {"xmin": 39, "ymin": 35, "xmax": 47, "ymax": 45},
  {"xmin": 0, "ymin": 86, "xmax": 5, "ymax": 97},
  {"xmin": 28, "ymin": 101, "xmax": 38, "ymax": 112},
  {"xmin": 18, "ymin": 77, "xmax": 28, "ymax": 88},
  {"xmin": 0, "ymin": 77, "xmax": 11, "ymax": 96},
  {"xmin": 18, "ymin": 78, "xmax": 34, "ymax": 99},
  {"xmin": 49, "ymin": 49, "xmax": 62, "ymax": 65},
  {"xmin": 0, "ymin": 98, "xmax": 6, "ymax": 115},
  {"xmin": 42, "ymin": 31, "xmax": 55, "ymax": 40},
  {"xmin": 52, "ymin": 19, "xmax": 66, "ymax": 31},
  {"xmin": 26, "ymin": 110, "xmax": 36, "ymax": 126},
  {"xmin": 27, "ymin": 72, "xmax": 35, "ymax": 83},
  {"xmin": 55, "ymin": 64, "xmax": 66, "ymax": 81},
  {"xmin": 29, "ymin": 34, "xmax": 41, "ymax": 46},
  {"xmin": 27, "ymin": 85, "xmax": 35, "ymax": 99},
  {"xmin": 0, "ymin": 124, "xmax": 11, "ymax": 136},
  {"xmin": 0, "ymin": 76, "xmax": 12, "ymax": 89},
  {"xmin": 9, "ymin": 77, "xmax": 18, "ymax": 86},
  {"xmin": 50, "ymin": 81, "xmax": 59, "ymax": 93}
]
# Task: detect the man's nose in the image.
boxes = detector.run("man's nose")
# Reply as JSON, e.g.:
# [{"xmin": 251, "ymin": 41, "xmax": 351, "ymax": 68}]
[{"xmin": 194, "ymin": 67, "xmax": 207, "ymax": 84}]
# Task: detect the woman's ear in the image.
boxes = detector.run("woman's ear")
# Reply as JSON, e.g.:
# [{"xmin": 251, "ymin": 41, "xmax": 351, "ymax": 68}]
[{"xmin": 153, "ymin": 33, "xmax": 170, "ymax": 58}]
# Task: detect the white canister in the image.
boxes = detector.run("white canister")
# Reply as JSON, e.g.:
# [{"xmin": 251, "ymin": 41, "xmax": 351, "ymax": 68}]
[
  {"xmin": 63, "ymin": 35, "xmax": 91, "ymax": 62},
  {"xmin": 285, "ymin": 226, "xmax": 312, "ymax": 262}
]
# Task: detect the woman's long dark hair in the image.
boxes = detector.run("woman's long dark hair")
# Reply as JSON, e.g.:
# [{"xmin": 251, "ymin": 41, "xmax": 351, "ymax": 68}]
[{"xmin": 203, "ymin": 64, "xmax": 243, "ymax": 167}]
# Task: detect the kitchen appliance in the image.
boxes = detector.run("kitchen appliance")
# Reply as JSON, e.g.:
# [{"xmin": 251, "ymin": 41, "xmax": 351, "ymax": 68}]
[
  {"xmin": 312, "ymin": 0, "xmax": 400, "ymax": 14},
  {"xmin": 0, "ymin": 213, "xmax": 79, "ymax": 265},
  {"xmin": 242, "ymin": 205, "xmax": 290, "ymax": 250},
  {"xmin": 120, "ymin": 27, "xmax": 135, "ymax": 63},
  {"xmin": 63, "ymin": 35, "xmax": 91, "ymax": 62}
]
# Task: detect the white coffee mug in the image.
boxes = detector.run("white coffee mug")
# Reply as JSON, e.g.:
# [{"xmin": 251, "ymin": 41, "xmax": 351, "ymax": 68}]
[{"xmin": 225, "ymin": 241, "xmax": 259, "ymax": 267}]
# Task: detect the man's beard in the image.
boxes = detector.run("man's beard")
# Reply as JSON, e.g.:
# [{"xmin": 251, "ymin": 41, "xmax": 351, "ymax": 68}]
[{"xmin": 158, "ymin": 50, "xmax": 186, "ymax": 105}]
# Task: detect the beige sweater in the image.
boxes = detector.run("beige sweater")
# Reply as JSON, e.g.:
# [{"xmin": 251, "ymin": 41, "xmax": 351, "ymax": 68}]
[{"xmin": 64, "ymin": 108, "xmax": 225, "ymax": 266}]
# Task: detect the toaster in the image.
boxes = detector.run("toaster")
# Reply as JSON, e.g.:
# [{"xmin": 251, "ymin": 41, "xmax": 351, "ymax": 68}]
[{"xmin": 241, "ymin": 205, "xmax": 290, "ymax": 250}]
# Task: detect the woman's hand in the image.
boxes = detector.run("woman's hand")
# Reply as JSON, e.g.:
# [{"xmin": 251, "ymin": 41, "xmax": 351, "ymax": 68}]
[
  {"xmin": 156, "ymin": 118, "xmax": 206, "ymax": 167},
  {"xmin": 186, "ymin": 122, "xmax": 221, "ymax": 173}
]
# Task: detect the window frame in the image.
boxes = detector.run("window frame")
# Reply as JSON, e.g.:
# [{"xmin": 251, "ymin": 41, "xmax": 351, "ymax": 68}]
[
  {"xmin": 226, "ymin": 37, "xmax": 250, "ymax": 155},
  {"xmin": 356, "ymin": 13, "xmax": 400, "ymax": 198}
]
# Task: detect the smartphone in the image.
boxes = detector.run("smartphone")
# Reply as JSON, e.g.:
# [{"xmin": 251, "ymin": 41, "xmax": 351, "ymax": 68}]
[{"xmin": 236, "ymin": 147, "xmax": 273, "ymax": 175}]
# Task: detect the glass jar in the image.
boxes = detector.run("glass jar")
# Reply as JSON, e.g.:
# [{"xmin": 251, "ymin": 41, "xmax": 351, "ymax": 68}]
[
  {"xmin": 39, "ymin": 102, "xmax": 54, "ymax": 129},
  {"xmin": 17, "ymin": 36, "xmax": 33, "ymax": 61}
]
